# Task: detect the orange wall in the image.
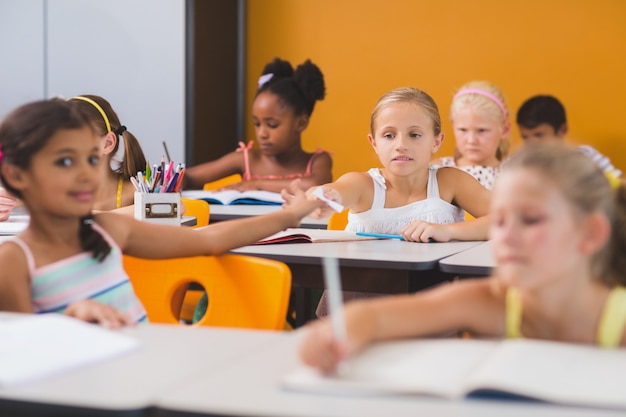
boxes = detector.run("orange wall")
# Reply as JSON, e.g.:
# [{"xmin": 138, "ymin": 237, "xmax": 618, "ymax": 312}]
[{"xmin": 245, "ymin": 0, "xmax": 626, "ymax": 179}]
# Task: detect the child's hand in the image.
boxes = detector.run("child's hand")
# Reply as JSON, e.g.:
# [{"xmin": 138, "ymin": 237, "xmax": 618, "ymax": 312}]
[
  {"xmin": 401, "ymin": 221, "xmax": 452, "ymax": 242},
  {"xmin": 299, "ymin": 302, "xmax": 374, "ymax": 374},
  {"xmin": 0, "ymin": 188, "xmax": 17, "ymax": 221},
  {"xmin": 305, "ymin": 186, "xmax": 343, "ymax": 219},
  {"xmin": 218, "ymin": 180, "xmax": 257, "ymax": 192},
  {"xmin": 65, "ymin": 299, "xmax": 135, "ymax": 329},
  {"xmin": 281, "ymin": 180, "xmax": 326, "ymax": 224}
]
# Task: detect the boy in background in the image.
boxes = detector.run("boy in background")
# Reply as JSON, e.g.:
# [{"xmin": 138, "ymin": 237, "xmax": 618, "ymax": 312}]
[{"xmin": 516, "ymin": 95, "xmax": 621, "ymax": 177}]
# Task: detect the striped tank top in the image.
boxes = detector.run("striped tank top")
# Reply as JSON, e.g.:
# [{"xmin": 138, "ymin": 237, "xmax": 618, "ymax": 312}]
[{"xmin": 11, "ymin": 224, "xmax": 147, "ymax": 323}]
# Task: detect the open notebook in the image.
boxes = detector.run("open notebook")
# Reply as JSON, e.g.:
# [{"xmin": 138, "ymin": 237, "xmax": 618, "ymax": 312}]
[
  {"xmin": 255, "ymin": 228, "xmax": 379, "ymax": 244},
  {"xmin": 283, "ymin": 337, "xmax": 626, "ymax": 410},
  {"xmin": 0, "ymin": 314, "xmax": 141, "ymax": 387},
  {"xmin": 181, "ymin": 190, "xmax": 284, "ymax": 205},
  {"xmin": 0, "ymin": 215, "xmax": 29, "ymax": 236}
]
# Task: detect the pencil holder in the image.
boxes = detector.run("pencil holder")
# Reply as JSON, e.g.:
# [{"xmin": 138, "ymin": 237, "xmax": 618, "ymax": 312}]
[{"xmin": 134, "ymin": 192, "xmax": 181, "ymax": 225}]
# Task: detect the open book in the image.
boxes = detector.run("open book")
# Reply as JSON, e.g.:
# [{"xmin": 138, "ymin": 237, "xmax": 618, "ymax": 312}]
[
  {"xmin": 283, "ymin": 337, "xmax": 626, "ymax": 410},
  {"xmin": 0, "ymin": 215, "xmax": 29, "ymax": 236},
  {"xmin": 0, "ymin": 314, "xmax": 141, "ymax": 387},
  {"xmin": 181, "ymin": 190, "xmax": 284, "ymax": 205},
  {"xmin": 255, "ymin": 228, "xmax": 378, "ymax": 244}
]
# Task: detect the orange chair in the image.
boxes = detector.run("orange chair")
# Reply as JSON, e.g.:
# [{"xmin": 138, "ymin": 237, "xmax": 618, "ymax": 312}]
[
  {"xmin": 202, "ymin": 174, "xmax": 243, "ymax": 191},
  {"xmin": 180, "ymin": 197, "xmax": 210, "ymax": 228},
  {"xmin": 123, "ymin": 254, "xmax": 291, "ymax": 330},
  {"xmin": 327, "ymin": 209, "xmax": 349, "ymax": 230}
]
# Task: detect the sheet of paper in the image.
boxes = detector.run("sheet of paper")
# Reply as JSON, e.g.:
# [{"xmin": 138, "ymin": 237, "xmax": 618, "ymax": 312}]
[{"xmin": 0, "ymin": 314, "xmax": 141, "ymax": 387}]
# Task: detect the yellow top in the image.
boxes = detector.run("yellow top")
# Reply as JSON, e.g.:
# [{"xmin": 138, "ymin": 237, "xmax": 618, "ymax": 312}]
[
  {"xmin": 506, "ymin": 286, "xmax": 626, "ymax": 347},
  {"xmin": 116, "ymin": 177, "xmax": 124, "ymax": 209}
]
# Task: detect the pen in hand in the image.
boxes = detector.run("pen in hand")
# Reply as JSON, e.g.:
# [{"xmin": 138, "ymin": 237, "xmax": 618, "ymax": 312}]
[{"xmin": 322, "ymin": 257, "xmax": 350, "ymax": 375}]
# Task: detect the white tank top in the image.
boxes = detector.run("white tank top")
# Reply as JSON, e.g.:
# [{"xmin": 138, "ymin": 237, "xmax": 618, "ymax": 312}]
[{"xmin": 345, "ymin": 167, "xmax": 465, "ymax": 234}]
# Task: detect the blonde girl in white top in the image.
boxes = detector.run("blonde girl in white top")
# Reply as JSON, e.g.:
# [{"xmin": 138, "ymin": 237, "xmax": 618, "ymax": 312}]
[{"xmin": 308, "ymin": 87, "xmax": 491, "ymax": 243}]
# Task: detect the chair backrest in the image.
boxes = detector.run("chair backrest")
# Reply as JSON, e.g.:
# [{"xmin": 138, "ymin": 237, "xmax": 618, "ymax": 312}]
[
  {"xmin": 203, "ymin": 174, "xmax": 243, "ymax": 191},
  {"xmin": 180, "ymin": 197, "xmax": 210, "ymax": 228},
  {"xmin": 327, "ymin": 209, "xmax": 349, "ymax": 230},
  {"xmin": 122, "ymin": 254, "xmax": 291, "ymax": 330}
]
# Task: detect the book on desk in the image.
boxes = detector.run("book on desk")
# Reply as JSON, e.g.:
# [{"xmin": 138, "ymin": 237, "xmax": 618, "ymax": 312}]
[
  {"xmin": 0, "ymin": 314, "xmax": 141, "ymax": 387},
  {"xmin": 255, "ymin": 228, "xmax": 381, "ymax": 244},
  {"xmin": 182, "ymin": 189, "xmax": 284, "ymax": 205},
  {"xmin": 282, "ymin": 337, "xmax": 626, "ymax": 410},
  {"xmin": 0, "ymin": 215, "xmax": 29, "ymax": 235}
]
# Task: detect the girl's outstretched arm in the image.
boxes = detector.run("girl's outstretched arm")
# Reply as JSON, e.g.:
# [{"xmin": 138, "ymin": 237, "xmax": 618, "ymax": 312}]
[
  {"xmin": 183, "ymin": 151, "xmax": 244, "ymax": 189},
  {"xmin": 299, "ymin": 278, "xmax": 505, "ymax": 374},
  {"xmin": 100, "ymin": 180, "xmax": 326, "ymax": 259},
  {"xmin": 305, "ymin": 172, "xmax": 373, "ymax": 219}
]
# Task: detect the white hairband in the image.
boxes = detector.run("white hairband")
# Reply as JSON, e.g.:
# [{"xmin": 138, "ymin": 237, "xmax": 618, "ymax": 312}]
[{"xmin": 258, "ymin": 73, "xmax": 274, "ymax": 89}]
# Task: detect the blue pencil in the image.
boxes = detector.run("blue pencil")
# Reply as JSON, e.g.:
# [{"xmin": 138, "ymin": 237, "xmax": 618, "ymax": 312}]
[{"xmin": 356, "ymin": 232, "xmax": 405, "ymax": 240}]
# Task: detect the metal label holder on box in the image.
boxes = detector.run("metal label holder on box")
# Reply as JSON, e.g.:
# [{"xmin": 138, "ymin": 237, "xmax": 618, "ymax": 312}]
[{"xmin": 134, "ymin": 192, "xmax": 181, "ymax": 225}]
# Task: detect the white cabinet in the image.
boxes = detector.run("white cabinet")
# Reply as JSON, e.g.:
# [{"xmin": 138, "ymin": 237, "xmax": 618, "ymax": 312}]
[{"xmin": 0, "ymin": 0, "xmax": 185, "ymax": 165}]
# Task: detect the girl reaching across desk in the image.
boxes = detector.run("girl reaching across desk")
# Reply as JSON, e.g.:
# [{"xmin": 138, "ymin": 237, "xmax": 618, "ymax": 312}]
[
  {"xmin": 300, "ymin": 142, "xmax": 626, "ymax": 373},
  {"xmin": 183, "ymin": 57, "xmax": 333, "ymax": 192},
  {"xmin": 307, "ymin": 87, "xmax": 491, "ymax": 243},
  {"xmin": 0, "ymin": 99, "xmax": 325, "ymax": 328}
]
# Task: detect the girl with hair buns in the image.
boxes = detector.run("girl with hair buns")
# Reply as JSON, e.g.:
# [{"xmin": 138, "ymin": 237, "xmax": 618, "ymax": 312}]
[
  {"xmin": 434, "ymin": 81, "xmax": 511, "ymax": 190},
  {"xmin": 301, "ymin": 142, "xmax": 626, "ymax": 374},
  {"xmin": 184, "ymin": 57, "xmax": 332, "ymax": 192}
]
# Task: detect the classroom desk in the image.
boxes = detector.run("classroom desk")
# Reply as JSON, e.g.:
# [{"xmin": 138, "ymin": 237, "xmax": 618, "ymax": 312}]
[
  {"xmin": 156, "ymin": 331, "xmax": 623, "ymax": 417},
  {"xmin": 438, "ymin": 241, "xmax": 495, "ymax": 276},
  {"xmin": 209, "ymin": 204, "xmax": 327, "ymax": 229},
  {"xmin": 232, "ymin": 239, "xmax": 483, "ymax": 326},
  {"xmin": 0, "ymin": 317, "xmax": 284, "ymax": 417}
]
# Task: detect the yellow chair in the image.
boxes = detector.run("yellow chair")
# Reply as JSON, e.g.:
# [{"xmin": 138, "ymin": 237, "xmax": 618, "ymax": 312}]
[
  {"xmin": 202, "ymin": 174, "xmax": 243, "ymax": 191},
  {"xmin": 327, "ymin": 209, "xmax": 349, "ymax": 230},
  {"xmin": 123, "ymin": 254, "xmax": 291, "ymax": 330},
  {"xmin": 180, "ymin": 197, "xmax": 210, "ymax": 228}
]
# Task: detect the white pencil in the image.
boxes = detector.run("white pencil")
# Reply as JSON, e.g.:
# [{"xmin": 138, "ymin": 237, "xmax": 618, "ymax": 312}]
[{"xmin": 322, "ymin": 257, "xmax": 347, "ymax": 343}]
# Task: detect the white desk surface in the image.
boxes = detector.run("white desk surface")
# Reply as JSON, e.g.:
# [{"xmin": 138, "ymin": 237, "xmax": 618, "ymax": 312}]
[
  {"xmin": 232, "ymin": 239, "xmax": 483, "ymax": 271},
  {"xmin": 0, "ymin": 318, "xmax": 284, "ymax": 416},
  {"xmin": 157, "ymin": 331, "xmax": 622, "ymax": 417},
  {"xmin": 439, "ymin": 241, "xmax": 495, "ymax": 276},
  {"xmin": 209, "ymin": 204, "xmax": 327, "ymax": 229}
]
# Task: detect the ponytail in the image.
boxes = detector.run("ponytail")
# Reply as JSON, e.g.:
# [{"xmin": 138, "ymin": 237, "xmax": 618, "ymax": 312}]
[
  {"xmin": 79, "ymin": 216, "xmax": 112, "ymax": 262},
  {"xmin": 608, "ymin": 182, "xmax": 626, "ymax": 286}
]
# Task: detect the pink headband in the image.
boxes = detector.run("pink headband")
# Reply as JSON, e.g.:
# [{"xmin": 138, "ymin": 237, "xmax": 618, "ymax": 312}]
[{"xmin": 453, "ymin": 88, "xmax": 508, "ymax": 119}]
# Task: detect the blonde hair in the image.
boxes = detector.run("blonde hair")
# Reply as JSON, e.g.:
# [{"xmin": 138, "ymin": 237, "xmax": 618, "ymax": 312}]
[
  {"xmin": 451, "ymin": 80, "xmax": 510, "ymax": 160},
  {"xmin": 501, "ymin": 142, "xmax": 626, "ymax": 286},
  {"xmin": 370, "ymin": 87, "xmax": 441, "ymax": 137}
]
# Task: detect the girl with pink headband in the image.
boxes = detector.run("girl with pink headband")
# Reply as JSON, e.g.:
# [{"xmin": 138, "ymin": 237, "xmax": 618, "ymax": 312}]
[{"xmin": 434, "ymin": 81, "xmax": 511, "ymax": 190}]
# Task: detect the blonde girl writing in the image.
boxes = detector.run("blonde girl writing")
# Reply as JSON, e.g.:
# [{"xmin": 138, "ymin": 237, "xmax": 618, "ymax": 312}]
[{"xmin": 301, "ymin": 142, "xmax": 626, "ymax": 373}]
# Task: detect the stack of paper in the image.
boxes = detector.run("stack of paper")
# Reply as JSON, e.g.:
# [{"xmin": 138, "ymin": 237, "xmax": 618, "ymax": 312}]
[{"xmin": 0, "ymin": 314, "xmax": 141, "ymax": 387}]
